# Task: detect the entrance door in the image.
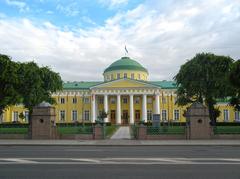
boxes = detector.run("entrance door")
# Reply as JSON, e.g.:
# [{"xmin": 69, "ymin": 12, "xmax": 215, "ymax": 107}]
[
  {"xmin": 135, "ymin": 110, "xmax": 140, "ymax": 124},
  {"xmin": 110, "ymin": 110, "xmax": 116, "ymax": 124},
  {"xmin": 122, "ymin": 110, "xmax": 129, "ymax": 125}
]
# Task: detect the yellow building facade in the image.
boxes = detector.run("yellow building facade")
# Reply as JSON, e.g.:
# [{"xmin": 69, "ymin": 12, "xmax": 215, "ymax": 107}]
[{"xmin": 1, "ymin": 56, "xmax": 240, "ymax": 124}]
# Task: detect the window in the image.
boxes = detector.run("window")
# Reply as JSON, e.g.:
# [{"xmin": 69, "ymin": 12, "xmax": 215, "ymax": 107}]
[
  {"xmin": 60, "ymin": 98, "xmax": 65, "ymax": 104},
  {"xmin": 124, "ymin": 73, "xmax": 127, "ymax": 78},
  {"xmin": 72, "ymin": 97, "xmax": 77, "ymax": 104},
  {"xmin": 223, "ymin": 109, "xmax": 229, "ymax": 121},
  {"xmin": 235, "ymin": 111, "xmax": 240, "ymax": 121},
  {"xmin": 111, "ymin": 74, "xmax": 114, "ymax": 80},
  {"xmin": 117, "ymin": 73, "xmax": 120, "ymax": 79},
  {"xmin": 13, "ymin": 111, "xmax": 18, "ymax": 122},
  {"xmin": 174, "ymin": 110, "xmax": 180, "ymax": 121},
  {"xmin": 107, "ymin": 75, "xmax": 110, "ymax": 81},
  {"xmin": 110, "ymin": 97, "xmax": 116, "ymax": 104},
  {"xmin": 123, "ymin": 97, "xmax": 128, "ymax": 104},
  {"xmin": 147, "ymin": 97, "xmax": 152, "ymax": 104},
  {"xmin": 84, "ymin": 110, "xmax": 90, "ymax": 121},
  {"xmin": 98, "ymin": 97, "xmax": 104, "ymax": 104},
  {"xmin": 138, "ymin": 74, "xmax": 141, "ymax": 80},
  {"xmin": 60, "ymin": 110, "xmax": 65, "ymax": 121},
  {"xmin": 72, "ymin": 110, "xmax": 77, "ymax": 121},
  {"xmin": 147, "ymin": 110, "xmax": 152, "ymax": 121},
  {"xmin": 84, "ymin": 97, "xmax": 90, "ymax": 104},
  {"xmin": 135, "ymin": 97, "xmax": 140, "ymax": 104},
  {"xmin": 131, "ymin": 73, "xmax": 134, "ymax": 79},
  {"xmin": 162, "ymin": 110, "xmax": 167, "ymax": 121},
  {"xmin": 24, "ymin": 111, "xmax": 29, "ymax": 122}
]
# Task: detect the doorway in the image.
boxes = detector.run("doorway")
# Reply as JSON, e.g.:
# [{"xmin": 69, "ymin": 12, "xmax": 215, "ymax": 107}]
[
  {"xmin": 135, "ymin": 110, "xmax": 140, "ymax": 124},
  {"xmin": 110, "ymin": 110, "xmax": 116, "ymax": 124}
]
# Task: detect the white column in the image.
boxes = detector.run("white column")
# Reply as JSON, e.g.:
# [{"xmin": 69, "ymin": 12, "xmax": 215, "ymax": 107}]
[
  {"xmin": 130, "ymin": 94, "xmax": 134, "ymax": 124},
  {"xmin": 91, "ymin": 94, "xmax": 96, "ymax": 123},
  {"xmin": 155, "ymin": 94, "xmax": 160, "ymax": 114},
  {"xmin": 117, "ymin": 94, "xmax": 121, "ymax": 125},
  {"xmin": 142, "ymin": 94, "xmax": 147, "ymax": 122},
  {"xmin": 104, "ymin": 94, "xmax": 109, "ymax": 122}
]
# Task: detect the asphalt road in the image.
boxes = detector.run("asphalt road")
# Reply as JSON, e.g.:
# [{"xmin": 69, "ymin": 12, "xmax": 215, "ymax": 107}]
[{"xmin": 0, "ymin": 145, "xmax": 240, "ymax": 179}]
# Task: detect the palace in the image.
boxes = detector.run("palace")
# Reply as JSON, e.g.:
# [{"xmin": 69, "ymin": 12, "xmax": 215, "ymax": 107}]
[{"xmin": 1, "ymin": 56, "xmax": 239, "ymax": 124}]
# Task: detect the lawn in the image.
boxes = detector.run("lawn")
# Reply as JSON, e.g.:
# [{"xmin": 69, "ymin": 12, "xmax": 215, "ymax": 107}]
[
  {"xmin": 57, "ymin": 126, "xmax": 93, "ymax": 134},
  {"xmin": 104, "ymin": 125, "xmax": 119, "ymax": 138},
  {"xmin": 0, "ymin": 127, "xmax": 28, "ymax": 134},
  {"xmin": 214, "ymin": 126, "xmax": 240, "ymax": 134},
  {"xmin": 147, "ymin": 126, "xmax": 186, "ymax": 135}
]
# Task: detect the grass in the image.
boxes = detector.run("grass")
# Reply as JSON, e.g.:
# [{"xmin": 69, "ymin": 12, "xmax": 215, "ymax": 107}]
[
  {"xmin": 0, "ymin": 127, "xmax": 28, "ymax": 134},
  {"xmin": 57, "ymin": 126, "xmax": 93, "ymax": 134},
  {"xmin": 214, "ymin": 126, "xmax": 240, "ymax": 134},
  {"xmin": 104, "ymin": 125, "xmax": 119, "ymax": 138}
]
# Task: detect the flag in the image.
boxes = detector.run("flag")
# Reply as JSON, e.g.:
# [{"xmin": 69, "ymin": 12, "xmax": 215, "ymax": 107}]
[{"xmin": 125, "ymin": 45, "xmax": 128, "ymax": 53}]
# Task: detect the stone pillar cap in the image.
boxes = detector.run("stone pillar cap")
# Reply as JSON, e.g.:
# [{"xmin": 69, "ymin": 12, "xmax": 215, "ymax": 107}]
[{"xmin": 37, "ymin": 101, "xmax": 51, "ymax": 107}]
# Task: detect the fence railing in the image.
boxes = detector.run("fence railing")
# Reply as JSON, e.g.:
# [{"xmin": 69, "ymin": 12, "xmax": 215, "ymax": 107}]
[
  {"xmin": 57, "ymin": 125, "xmax": 93, "ymax": 134},
  {"xmin": 0, "ymin": 124, "xmax": 29, "ymax": 134},
  {"xmin": 147, "ymin": 126, "xmax": 186, "ymax": 135},
  {"xmin": 213, "ymin": 126, "xmax": 240, "ymax": 134}
]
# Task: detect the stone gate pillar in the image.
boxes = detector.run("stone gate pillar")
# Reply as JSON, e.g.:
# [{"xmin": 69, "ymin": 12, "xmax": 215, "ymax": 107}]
[
  {"xmin": 185, "ymin": 102, "xmax": 212, "ymax": 139},
  {"xmin": 31, "ymin": 102, "xmax": 58, "ymax": 139}
]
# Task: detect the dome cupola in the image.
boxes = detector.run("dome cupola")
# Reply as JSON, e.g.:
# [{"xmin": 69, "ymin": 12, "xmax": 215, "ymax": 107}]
[{"xmin": 103, "ymin": 57, "xmax": 148, "ymax": 81}]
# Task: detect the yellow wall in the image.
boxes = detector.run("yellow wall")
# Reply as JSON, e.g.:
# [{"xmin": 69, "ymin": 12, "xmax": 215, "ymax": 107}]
[
  {"xmin": 2, "ymin": 94, "xmax": 238, "ymax": 124},
  {"xmin": 53, "ymin": 95, "xmax": 92, "ymax": 123},
  {"xmin": 103, "ymin": 70, "xmax": 148, "ymax": 81},
  {"xmin": 2, "ymin": 105, "xmax": 28, "ymax": 123}
]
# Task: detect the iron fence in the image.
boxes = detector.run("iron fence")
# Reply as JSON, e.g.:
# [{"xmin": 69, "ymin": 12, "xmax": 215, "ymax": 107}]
[
  {"xmin": 147, "ymin": 126, "xmax": 186, "ymax": 135},
  {"xmin": 57, "ymin": 125, "xmax": 93, "ymax": 134},
  {"xmin": 0, "ymin": 124, "xmax": 29, "ymax": 134},
  {"xmin": 213, "ymin": 126, "xmax": 240, "ymax": 134}
]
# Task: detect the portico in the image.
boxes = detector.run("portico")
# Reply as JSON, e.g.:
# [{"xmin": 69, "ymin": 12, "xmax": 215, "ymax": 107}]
[{"xmin": 90, "ymin": 79, "xmax": 161, "ymax": 125}]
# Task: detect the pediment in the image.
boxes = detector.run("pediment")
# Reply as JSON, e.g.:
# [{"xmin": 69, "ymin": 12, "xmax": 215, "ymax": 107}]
[{"xmin": 90, "ymin": 78, "xmax": 160, "ymax": 89}]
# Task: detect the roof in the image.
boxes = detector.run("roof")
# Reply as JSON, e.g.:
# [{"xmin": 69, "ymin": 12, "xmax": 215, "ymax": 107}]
[
  {"xmin": 149, "ymin": 81, "xmax": 177, "ymax": 89},
  {"xmin": 104, "ymin": 57, "xmax": 148, "ymax": 74},
  {"xmin": 63, "ymin": 80, "xmax": 177, "ymax": 90},
  {"xmin": 63, "ymin": 81, "xmax": 102, "ymax": 90},
  {"xmin": 216, "ymin": 97, "xmax": 231, "ymax": 103}
]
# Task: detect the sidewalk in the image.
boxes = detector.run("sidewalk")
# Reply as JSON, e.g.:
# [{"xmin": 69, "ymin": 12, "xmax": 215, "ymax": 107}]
[
  {"xmin": 0, "ymin": 139, "xmax": 240, "ymax": 146},
  {"xmin": 110, "ymin": 127, "xmax": 131, "ymax": 139}
]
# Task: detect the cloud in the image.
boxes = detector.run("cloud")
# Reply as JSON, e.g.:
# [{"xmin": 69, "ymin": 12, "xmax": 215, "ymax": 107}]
[
  {"xmin": 5, "ymin": 0, "xmax": 29, "ymax": 12},
  {"xmin": 0, "ymin": 0, "xmax": 240, "ymax": 82},
  {"xmin": 56, "ymin": 3, "xmax": 80, "ymax": 17},
  {"xmin": 98, "ymin": 0, "xmax": 129, "ymax": 9}
]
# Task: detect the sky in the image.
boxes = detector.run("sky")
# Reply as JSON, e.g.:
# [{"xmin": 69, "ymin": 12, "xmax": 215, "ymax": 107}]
[{"xmin": 0, "ymin": 0, "xmax": 240, "ymax": 82}]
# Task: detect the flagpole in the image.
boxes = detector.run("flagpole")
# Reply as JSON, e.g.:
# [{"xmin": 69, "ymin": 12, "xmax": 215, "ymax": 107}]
[{"xmin": 125, "ymin": 45, "xmax": 128, "ymax": 56}]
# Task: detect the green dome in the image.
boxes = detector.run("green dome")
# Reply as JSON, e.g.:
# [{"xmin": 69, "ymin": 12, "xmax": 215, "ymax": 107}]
[{"xmin": 104, "ymin": 57, "xmax": 148, "ymax": 73}]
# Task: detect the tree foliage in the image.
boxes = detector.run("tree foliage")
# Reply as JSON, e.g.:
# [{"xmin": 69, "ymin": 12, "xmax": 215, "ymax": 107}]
[
  {"xmin": 0, "ymin": 55, "xmax": 21, "ymax": 115},
  {"xmin": 18, "ymin": 62, "xmax": 63, "ymax": 113},
  {"xmin": 229, "ymin": 60, "xmax": 240, "ymax": 110},
  {"xmin": 174, "ymin": 53, "xmax": 234, "ymax": 125},
  {"xmin": 0, "ymin": 54, "xmax": 63, "ymax": 116}
]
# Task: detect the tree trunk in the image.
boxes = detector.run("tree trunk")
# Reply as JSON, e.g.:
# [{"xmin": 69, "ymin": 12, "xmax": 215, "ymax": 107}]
[{"xmin": 206, "ymin": 98, "xmax": 217, "ymax": 126}]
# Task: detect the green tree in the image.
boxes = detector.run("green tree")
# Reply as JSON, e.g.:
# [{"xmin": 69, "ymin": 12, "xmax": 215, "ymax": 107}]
[
  {"xmin": 229, "ymin": 60, "xmax": 240, "ymax": 110},
  {"xmin": 18, "ymin": 61, "xmax": 63, "ymax": 114},
  {"xmin": 0, "ymin": 54, "xmax": 21, "ymax": 115},
  {"xmin": 0, "ymin": 54, "xmax": 63, "ymax": 122},
  {"xmin": 174, "ymin": 53, "xmax": 234, "ymax": 125}
]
